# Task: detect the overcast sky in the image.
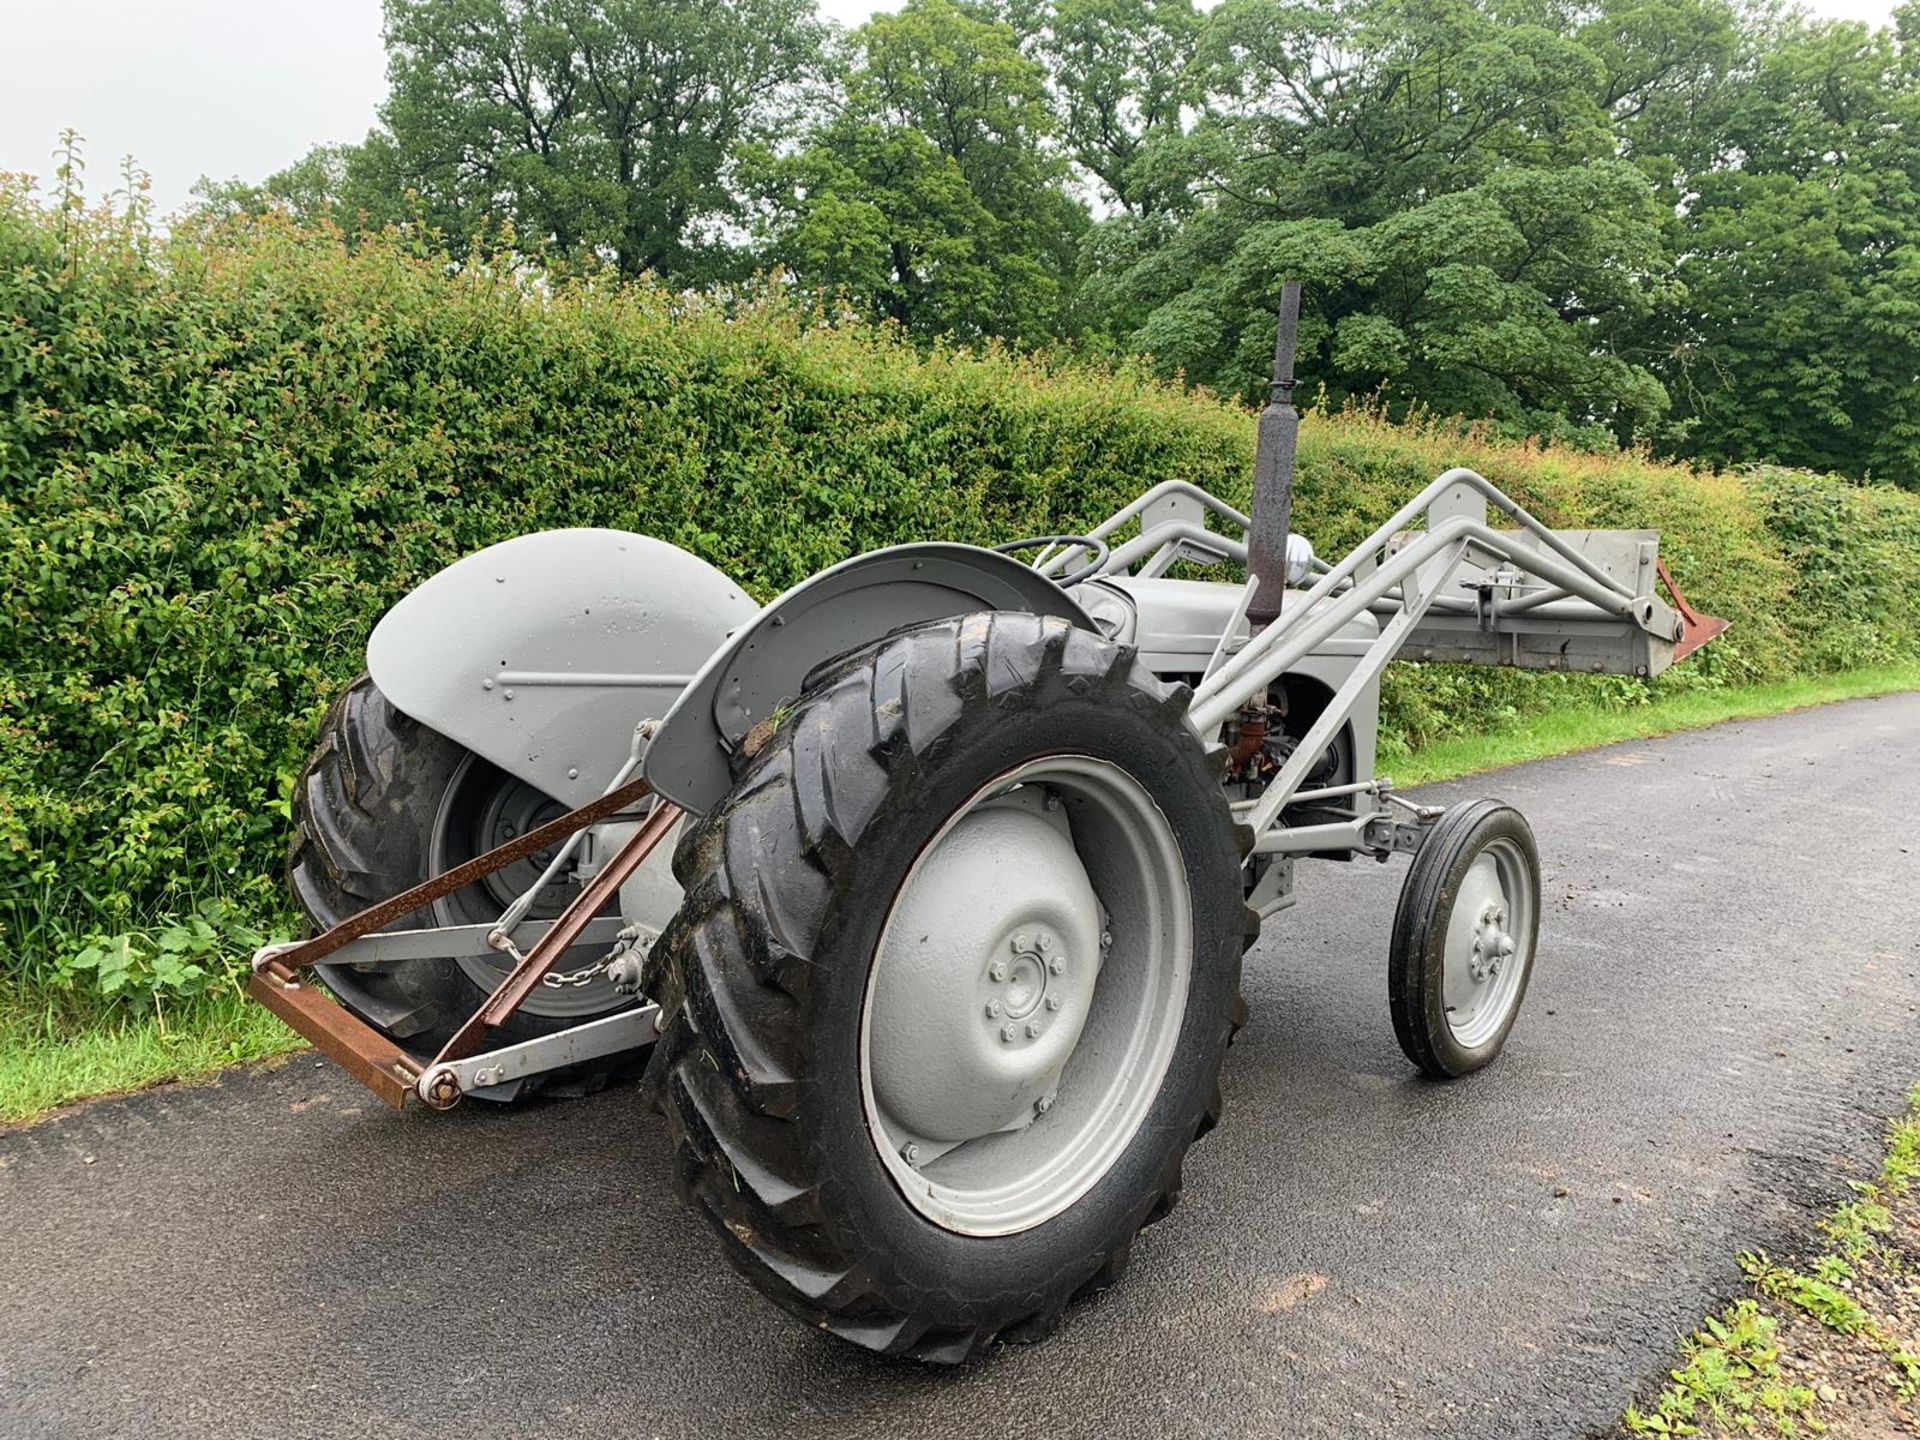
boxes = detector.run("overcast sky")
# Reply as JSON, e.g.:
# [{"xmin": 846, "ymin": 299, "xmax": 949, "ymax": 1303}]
[{"xmin": 0, "ymin": 0, "xmax": 1904, "ymax": 218}]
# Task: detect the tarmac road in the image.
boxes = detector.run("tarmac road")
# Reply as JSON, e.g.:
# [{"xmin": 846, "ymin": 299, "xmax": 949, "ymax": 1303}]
[{"xmin": 4, "ymin": 694, "xmax": 1918, "ymax": 1440}]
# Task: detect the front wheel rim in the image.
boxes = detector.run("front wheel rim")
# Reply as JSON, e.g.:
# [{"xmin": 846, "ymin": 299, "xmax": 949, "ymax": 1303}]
[
  {"xmin": 1441, "ymin": 836, "xmax": 1534, "ymax": 1049},
  {"xmin": 860, "ymin": 755, "xmax": 1192, "ymax": 1237}
]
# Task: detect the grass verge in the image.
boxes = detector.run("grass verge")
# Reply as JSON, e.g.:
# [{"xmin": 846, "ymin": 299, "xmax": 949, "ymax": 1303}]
[
  {"xmin": 3, "ymin": 662, "xmax": 1915, "ymax": 1130},
  {"xmin": 1624, "ymin": 1089, "xmax": 1920, "ymax": 1436},
  {"xmin": 0, "ymin": 989, "xmax": 302, "ymax": 1128},
  {"xmin": 1387, "ymin": 662, "xmax": 1920, "ymax": 786}
]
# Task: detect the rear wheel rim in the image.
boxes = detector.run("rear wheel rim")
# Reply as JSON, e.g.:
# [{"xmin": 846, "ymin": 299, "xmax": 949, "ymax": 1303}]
[
  {"xmin": 430, "ymin": 753, "xmax": 623, "ymax": 1020},
  {"xmin": 860, "ymin": 755, "xmax": 1192, "ymax": 1237},
  {"xmin": 1441, "ymin": 835, "xmax": 1533, "ymax": 1049}
]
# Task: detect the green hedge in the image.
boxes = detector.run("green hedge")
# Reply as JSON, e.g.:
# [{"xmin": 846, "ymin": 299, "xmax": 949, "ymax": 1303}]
[{"xmin": 5, "ymin": 193, "xmax": 1918, "ymax": 1009}]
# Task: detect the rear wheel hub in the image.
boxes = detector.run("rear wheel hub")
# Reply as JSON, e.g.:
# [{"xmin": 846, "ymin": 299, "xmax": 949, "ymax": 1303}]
[
  {"xmin": 869, "ymin": 795, "xmax": 1103, "ymax": 1146},
  {"xmin": 862, "ymin": 756, "xmax": 1191, "ymax": 1237}
]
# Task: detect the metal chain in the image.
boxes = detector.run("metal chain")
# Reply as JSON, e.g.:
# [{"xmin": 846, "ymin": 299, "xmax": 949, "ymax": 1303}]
[
  {"xmin": 540, "ymin": 954, "xmax": 614, "ymax": 989},
  {"xmin": 538, "ymin": 928, "xmax": 655, "ymax": 989}
]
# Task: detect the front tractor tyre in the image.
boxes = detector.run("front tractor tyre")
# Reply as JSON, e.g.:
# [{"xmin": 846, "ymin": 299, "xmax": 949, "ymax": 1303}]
[
  {"xmin": 643, "ymin": 612, "xmax": 1254, "ymax": 1361},
  {"xmin": 1387, "ymin": 799, "xmax": 1541, "ymax": 1078}
]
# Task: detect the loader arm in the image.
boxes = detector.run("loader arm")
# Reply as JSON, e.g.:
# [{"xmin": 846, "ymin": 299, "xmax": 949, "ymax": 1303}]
[
  {"xmin": 1175, "ymin": 467, "xmax": 1719, "ymax": 870},
  {"xmin": 1004, "ymin": 463, "xmax": 1723, "ymax": 908}
]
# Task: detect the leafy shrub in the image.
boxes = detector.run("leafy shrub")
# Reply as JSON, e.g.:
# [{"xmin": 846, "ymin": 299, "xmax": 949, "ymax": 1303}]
[
  {"xmin": 4, "ymin": 188, "xmax": 1917, "ymax": 1012},
  {"xmin": 1748, "ymin": 467, "xmax": 1920, "ymax": 671},
  {"xmin": 52, "ymin": 900, "xmax": 279, "ymax": 1010}
]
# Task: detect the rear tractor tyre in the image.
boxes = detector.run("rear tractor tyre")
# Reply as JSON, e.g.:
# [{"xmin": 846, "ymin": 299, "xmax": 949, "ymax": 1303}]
[
  {"xmin": 643, "ymin": 611, "xmax": 1255, "ymax": 1361},
  {"xmin": 1387, "ymin": 799, "xmax": 1541, "ymax": 1079},
  {"xmin": 288, "ymin": 675, "xmax": 647, "ymax": 1098}
]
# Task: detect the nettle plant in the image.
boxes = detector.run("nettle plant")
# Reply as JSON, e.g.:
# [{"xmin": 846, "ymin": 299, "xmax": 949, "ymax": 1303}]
[{"xmin": 55, "ymin": 901, "xmax": 285, "ymax": 1009}]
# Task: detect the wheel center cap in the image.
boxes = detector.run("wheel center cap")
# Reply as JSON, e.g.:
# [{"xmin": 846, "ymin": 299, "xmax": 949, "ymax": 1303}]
[
  {"xmin": 1468, "ymin": 902, "xmax": 1514, "ymax": 982},
  {"xmin": 1003, "ymin": 950, "xmax": 1046, "ymax": 1018},
  {"xmin": 868, "ymin": 802, "xmax": 1103, "ymax": 1144},
  {"xmin": 985, "ymin": 929, "xmax": 1074, "ymax": 1041}
]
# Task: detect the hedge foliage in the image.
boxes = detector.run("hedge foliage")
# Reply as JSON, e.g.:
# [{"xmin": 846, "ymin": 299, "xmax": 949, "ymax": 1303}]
[{"xmin": 5, "ymin": 193, "xmax": 1918, "ymax": 1008}]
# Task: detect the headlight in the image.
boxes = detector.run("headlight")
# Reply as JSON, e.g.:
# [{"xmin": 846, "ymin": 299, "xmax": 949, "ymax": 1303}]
[{"xmin": 1286, "ymin": 533, "xmax": 1315, "ymax": 586}]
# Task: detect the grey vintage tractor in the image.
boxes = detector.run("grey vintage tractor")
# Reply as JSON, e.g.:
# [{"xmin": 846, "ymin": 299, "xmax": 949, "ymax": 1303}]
[{"xmin": 253, "ymin": 288, "xmax": 1725, "ymax": 1361}]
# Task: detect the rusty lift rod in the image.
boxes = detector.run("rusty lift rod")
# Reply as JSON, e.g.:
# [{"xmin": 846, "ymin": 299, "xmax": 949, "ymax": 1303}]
[
  {"xmin": 249, "ymin": 771, "xmax": 670, "ymax": 1109},
  {"xmin": 432, "ymin": 798, "xmax": 683, "ymax": 1065},
  {"xmin": 260, "ymin": 772, "xmax": 660, "ymax": 975}
]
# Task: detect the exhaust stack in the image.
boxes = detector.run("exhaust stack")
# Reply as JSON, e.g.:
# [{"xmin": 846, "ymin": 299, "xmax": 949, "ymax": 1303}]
[{"xmin": 1247, "ymin": 282, "xmax": 1301, "ymax": 629}]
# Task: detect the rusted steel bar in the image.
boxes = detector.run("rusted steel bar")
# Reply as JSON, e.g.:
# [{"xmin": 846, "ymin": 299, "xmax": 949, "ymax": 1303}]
[
  {"xmin": 264, "ymin": 773, "xmax": 657, "ymax": 972},
  {"xmin": 247, "ymin": 967, "xmax": 419, "ymax": 1109},
  {"xmin": 430, "ymin": 800, "xmax": 684, "ymax": 1066}
]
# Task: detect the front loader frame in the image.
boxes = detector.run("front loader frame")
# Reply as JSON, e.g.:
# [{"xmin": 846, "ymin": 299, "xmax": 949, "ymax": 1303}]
[{"xmin": 1023, "ymin": 465, "xmax": 1719, "ymax": 916}]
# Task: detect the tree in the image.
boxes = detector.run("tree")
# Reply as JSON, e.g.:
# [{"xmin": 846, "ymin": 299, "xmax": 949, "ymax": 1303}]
[
  {"xmin": 206, "ymin": 0, "xmax": 1920, "ymax": 482},
  {"xmin": 339, "ymin": 0, "xmax": 821, "ymax": 282},
  {"xmin": 1080, "ymin": 0, "xmax": 1670, "ymax": 439},
  {"xmin": 1196, "ymin": 0, "xmax": 1615, "ymax": 226},
  {"xmin": 1648, "ymin": 8, "xmax": 1920, "ymax": 485},
  {"xmin": 1112, "ymin": 163, "xmax": 1669, "ymax": 437},
  {"xmin": 752, "ymin": 0, "xmax": 1089, "ymax": 344},
  {"xmin": 193, "ymin": 139, "xmax": 411, "ymax": 229},
  {"xmin": 1037, "ymin": 0, "xmax": 1206, "ymax": 217},
  {"xmin": 1576, "ymin": 0, "xmax": 1740, "ymax": 144}
]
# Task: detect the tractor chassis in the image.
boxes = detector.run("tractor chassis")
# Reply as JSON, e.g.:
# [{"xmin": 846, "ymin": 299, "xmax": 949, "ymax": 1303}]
[{"xmin": 252, "ymin": 464, "xmax": 1718, "ymax": 1110}]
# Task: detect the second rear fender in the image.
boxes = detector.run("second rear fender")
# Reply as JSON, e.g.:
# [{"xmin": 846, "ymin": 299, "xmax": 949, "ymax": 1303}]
[{"xmin": 367, "ymin": 528, "xmax": 758, "ymax": 809}]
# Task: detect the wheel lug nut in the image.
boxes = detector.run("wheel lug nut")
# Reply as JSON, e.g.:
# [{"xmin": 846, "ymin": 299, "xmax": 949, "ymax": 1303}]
[
  {"xmin": 1048, "ymin": 956, "xmax": 1065, "ymax": 975},
  {"xmin": 1025, "ymin": 1021, "xmax": 1042, "ymax": 1039},
  {"xmin": 1012, "ymin": 934, "xmax": 1028, "ymax": 952},
  {"xmin": 902, "ymin": 1143, "xmax": 921, "ymax": 1164},
  {"xmin": 1100, "ymin": 931, "xmax": 1112, "ymax": 949},
  {"xmin": 988, "ymin": 959, "xmax": 1008, "ymax": 982},
  {"xmin": 985, "ymin": 1000, "xmax": 1002, "ymax": 1018},
  {"xmin": 1001, "ymin": 1024, "xmax": 1018, "ymax": 1043},
  {"xmin": 1045, "ymin": 995, "xmax": 1061, "ymax": 1011},
  {"xmin": 1037, "ymin": 934, "xmax": 1052, "ymax": 951},
  {"xmin": 1035, "ymin": 1095, "xmax": 1054, "ymax": 1115}
]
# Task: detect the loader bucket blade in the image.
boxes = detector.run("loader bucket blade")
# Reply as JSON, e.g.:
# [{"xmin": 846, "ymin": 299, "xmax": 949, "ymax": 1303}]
[{"xmin": 1656, "ymin": 559, "xmax": 1730, "ymax": 662}]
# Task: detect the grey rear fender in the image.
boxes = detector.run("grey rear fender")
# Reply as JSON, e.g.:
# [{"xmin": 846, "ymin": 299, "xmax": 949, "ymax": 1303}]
[
  {"xmin": 367, "ymin": 528, "xmax": 758, "ymax": 809},
  {"xmin": 644, "ymin": 543, "xmax": 1092, "ymax": 815}
]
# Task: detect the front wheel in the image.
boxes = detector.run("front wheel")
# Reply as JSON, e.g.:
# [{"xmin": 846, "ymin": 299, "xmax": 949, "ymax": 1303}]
[
  {"xmin": 1387, "ymin": 799, "xmax": 1541, "ymax": 1078},
  {"xmin": 642, "ymin": 612, "xmax": 1254, "ymax": 1361}
]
